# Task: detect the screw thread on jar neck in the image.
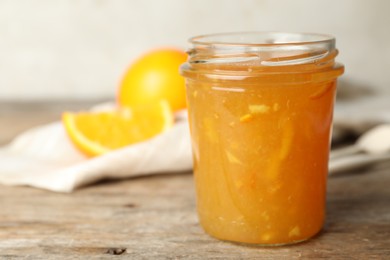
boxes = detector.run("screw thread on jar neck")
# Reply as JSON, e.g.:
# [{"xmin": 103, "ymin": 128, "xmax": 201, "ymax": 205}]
[{"xmin": 181, "ymin": 32, "xmax": 344, "ymax": 83}]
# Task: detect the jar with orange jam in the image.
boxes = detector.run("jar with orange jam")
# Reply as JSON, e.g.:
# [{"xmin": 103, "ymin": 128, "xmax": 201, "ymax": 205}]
[{"xmin": 180, "ymin": 32, "xmax": 344, "ymax": 245}]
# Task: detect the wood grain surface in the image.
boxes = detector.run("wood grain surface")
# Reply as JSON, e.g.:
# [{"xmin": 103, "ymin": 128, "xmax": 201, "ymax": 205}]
[{"xmin": 0, "ymin": 101, "xmax": 389, "ymax": 259}]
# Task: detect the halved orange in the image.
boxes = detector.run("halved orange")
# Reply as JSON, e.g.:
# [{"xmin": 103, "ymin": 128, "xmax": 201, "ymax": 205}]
[{"xmin": 62, "ymin": 100, "xmax": 173, "ymax": 157}]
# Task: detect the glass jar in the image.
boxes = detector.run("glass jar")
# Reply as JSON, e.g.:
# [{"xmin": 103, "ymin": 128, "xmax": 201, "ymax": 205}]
[{"xmin": 180, "ymin": 32, "xmax": 344, "ymax": 245}]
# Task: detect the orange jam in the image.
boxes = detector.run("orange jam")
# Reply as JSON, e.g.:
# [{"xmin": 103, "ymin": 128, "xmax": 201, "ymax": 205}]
[{"xmin": 181, "ymin": 32, "xmax": 344, "ymax": 245}]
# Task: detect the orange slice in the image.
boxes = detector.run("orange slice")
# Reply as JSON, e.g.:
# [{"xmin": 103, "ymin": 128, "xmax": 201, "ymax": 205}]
[{"xmin": 62, "ymin": 100, "xmax": 173, "ymax": 157}]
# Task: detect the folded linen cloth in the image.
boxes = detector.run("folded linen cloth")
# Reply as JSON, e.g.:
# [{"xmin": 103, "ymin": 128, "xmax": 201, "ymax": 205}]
[
  {"xmin": 0, "ymin": 108, "xmax": 192, "ymax": 192},
  {"xmin": 1, "ymin": 96, "xmax": 389, "ymax": 193}
]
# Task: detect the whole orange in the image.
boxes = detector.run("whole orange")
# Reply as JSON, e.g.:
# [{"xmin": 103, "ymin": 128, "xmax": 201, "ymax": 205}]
[{"xmin": 118, "ymin": 48, "xmax": 188, "ymax": 112}]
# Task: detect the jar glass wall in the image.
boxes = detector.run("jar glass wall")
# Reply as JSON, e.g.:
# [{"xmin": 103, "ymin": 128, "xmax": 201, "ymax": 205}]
[{"xmin": 181, "ymin": 32, "xmax": 344, "ymax": 245}]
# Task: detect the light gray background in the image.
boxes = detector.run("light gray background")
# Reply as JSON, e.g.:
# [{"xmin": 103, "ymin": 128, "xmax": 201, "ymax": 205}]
[{"xmin": 0, "ymin": 0, "xmax": 388, "ymax": 100}]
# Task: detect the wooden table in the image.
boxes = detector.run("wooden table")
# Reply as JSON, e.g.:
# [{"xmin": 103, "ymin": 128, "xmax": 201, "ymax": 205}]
[{"xmin": 0, "ymin": 101, "xmax": 389, "ymax": 259}]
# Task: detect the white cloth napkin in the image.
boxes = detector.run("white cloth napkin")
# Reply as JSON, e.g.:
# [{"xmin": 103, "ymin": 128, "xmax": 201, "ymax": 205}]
[
  {"xmin": 1, "ymin": 96, "xmax": 389, "ymax": 193},
  {"xmin": 0, "ymin": 109, "xmax": 192, "ymax": 193}
]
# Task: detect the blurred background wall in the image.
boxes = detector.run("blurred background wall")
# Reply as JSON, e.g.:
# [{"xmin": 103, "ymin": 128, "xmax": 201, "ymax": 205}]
[{"xmin": 0, "ymin": 0, "xmax": 389, "ymax": 101}]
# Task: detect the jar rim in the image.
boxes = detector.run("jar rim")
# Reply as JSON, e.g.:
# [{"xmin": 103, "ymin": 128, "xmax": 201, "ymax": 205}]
[
  {"xmin": 189, "ymin": 31, "xmax": 335, "ymax": 47},
  {"xmin": 182, "ymin": 31, "xmax": 343, "ymax": 82}
]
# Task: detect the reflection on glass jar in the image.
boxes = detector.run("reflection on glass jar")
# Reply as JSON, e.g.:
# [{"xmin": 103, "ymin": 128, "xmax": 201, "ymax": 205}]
[{"xmin": 181, "ymin": 32, "xmax": 344, "ymax": 245}]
